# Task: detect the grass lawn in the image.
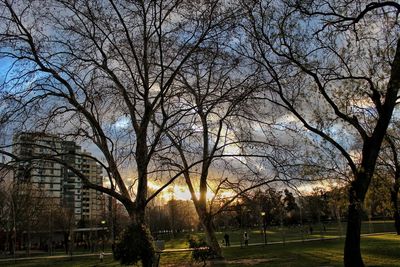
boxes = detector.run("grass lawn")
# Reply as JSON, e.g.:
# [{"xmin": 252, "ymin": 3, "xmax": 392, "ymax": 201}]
[
  {"xmin": 215, "ymin": 234, "xmax": 400, "ymax": 267},
  {"xmin": 2, "ymin": 233, "xmax": 399, "ymax": 266}
]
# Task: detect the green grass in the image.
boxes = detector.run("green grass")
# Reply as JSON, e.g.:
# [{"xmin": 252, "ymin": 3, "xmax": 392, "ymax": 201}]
[
  {"xmin": 161, "ymin": 234, "xmax": 400, "ymax": 267},
  {"xmin": 2, "ymin": 233, "xmax": 400, "ymax": 266}
]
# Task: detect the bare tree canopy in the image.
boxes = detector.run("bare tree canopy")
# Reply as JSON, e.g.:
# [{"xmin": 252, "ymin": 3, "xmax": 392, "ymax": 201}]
[
  {"xmin": 0, "ymin": 0, "xmax": 237, "ymax": 265},
  {"xmin": 241, "ymin": 1, "xmax": 400, "ymax": 266},
  {"xmin": 1, "ymin": 0, "xmax": 400, "ymax": 265}
]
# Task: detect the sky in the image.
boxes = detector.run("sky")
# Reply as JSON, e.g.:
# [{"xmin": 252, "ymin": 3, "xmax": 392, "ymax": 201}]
[
  {"xmin": 0, "ymin": 57, "xmax": 13, "ymax": 83},
  {"xmin": 1, "ymin": 0, "xmax": 395, "ymax": 203}
]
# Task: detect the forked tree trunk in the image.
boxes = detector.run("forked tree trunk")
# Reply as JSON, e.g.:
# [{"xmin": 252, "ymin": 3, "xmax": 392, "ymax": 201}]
[
  {"xmin": 193, "ymin": 200, "xmax": 223, "ymax": 259},
  {"xmin": 201, "ymin": 218, "xmax": 222, "ymax": 258}
]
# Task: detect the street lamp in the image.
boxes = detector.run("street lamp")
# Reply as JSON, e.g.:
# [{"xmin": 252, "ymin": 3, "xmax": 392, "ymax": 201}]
[
  {"xmin": 101, "ymin": 220, "xmax": 106, "ymax": 251},
  {"xmin": 261, "ymin": 212, "xmax": 267, "ymax": 245}
]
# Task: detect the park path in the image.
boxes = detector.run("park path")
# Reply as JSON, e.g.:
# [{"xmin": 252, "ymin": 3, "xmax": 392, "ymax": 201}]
[
  {"xmin": 162, "ymin": 236, "xmax": 338, "ymax": 252},
  {"xmin": 0, "ymin": 252, "xmax": 113, "ymax": 263},
  {"xmin": 163, "ymin": 232, "xmax": 394, "ymax": 252}
]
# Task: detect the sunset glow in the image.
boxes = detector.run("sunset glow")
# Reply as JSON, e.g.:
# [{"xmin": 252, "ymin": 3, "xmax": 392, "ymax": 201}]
[{"xmin": 148, "ymin": 181, "xmax": 235, "ymax": 202}]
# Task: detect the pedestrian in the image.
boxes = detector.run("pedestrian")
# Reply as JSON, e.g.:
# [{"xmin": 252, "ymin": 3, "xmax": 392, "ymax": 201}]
[
  {"xmin": 223, "ymin": 233, "xmax": 230, "ymax": 247},
  {"xmin": 244, "ymin": 231, "xmax": 249, "ymax": 246},
  {"xmin": 99, "ymin": 251, "xmax": 104, "ymax": 262}
]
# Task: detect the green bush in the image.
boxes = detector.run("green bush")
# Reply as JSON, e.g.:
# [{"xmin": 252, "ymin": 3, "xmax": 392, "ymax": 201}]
[{"xmin": 113, "ymin": 223, "xmax": 155, "ymax": 266}]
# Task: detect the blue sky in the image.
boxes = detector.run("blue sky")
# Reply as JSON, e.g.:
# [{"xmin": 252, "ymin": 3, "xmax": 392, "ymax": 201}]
[{"xmin": 0, "ymin": 57, "xmax": 14, "ymax": 83}]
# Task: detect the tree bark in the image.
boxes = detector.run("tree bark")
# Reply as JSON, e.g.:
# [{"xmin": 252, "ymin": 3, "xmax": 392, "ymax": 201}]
[
  {"xmin": 126, "ymin": 204, "xmax": 156, "ymax": 267},
  {"xmin": 63, "ymin": 232, "xmax": 69, "ymax": 254},
  {"xmin": 201, "ymin": 217, "xmax": 222, "ymax": 259},
  {"xmin": 344, "ymin": 35, "xmax": 400, "ymax": 266},
  {"xmin": 390, "ymin": 185, "xmax": 400, "ymax": 235},
  {"xmin": 26, "ymin": 220, "xmax": 30, "ymax": 256},
  {"xmin": 344, "ymin": 184, "xmax": 365, "ymax": 267}
]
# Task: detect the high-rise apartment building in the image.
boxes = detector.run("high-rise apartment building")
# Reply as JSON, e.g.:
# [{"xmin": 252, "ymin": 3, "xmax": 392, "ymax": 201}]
[
  {"xmin": 13, "ymin": 132, "xmax": 104, "ymax": 223},
  {"xmin": 81, "ymin": 152, "xmax": 104, "ymax": 222},
  {"xmin": 60, "ymin": 140, "xmax": 83, "ymax": 221},
  {"xmin": 13, "ymin": 133, "xmax": 64, "ymax": 203}
]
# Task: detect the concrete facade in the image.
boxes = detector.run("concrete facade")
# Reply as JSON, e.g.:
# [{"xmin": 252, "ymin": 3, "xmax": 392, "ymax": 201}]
[{"xmin": 12, "ymin": 132, "xmax": 105, "ymax": 224}]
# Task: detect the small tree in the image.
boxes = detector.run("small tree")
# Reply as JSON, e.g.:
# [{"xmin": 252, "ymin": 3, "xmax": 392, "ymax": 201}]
[
  {"xmin": 113, "ymin": 223, "xmax": 155, "ymax": 267},
  {"xmin": 283, "ymin": 189, "xmax": 299, "ymax": 225}
]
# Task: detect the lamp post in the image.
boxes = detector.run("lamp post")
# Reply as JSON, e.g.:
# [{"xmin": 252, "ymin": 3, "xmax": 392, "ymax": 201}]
[
  {"xmin": 261, "ymin": 211, "xmax": 267, "ymax": 245},
  {"xmin": 101, "ymin": 220, "xmax": 106, "ymax": 251}
]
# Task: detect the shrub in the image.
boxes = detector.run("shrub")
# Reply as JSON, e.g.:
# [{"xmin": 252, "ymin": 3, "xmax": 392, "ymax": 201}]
[{"xmin": 114, "ymin": 223, "xmax": 155, "ymax": 266}]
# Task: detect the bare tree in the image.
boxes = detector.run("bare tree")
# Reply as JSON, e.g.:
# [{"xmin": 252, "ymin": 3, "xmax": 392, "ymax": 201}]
[
  {"xmin": 242, "ymin": 1, "xmax": 400, "ymax": 266},
  {"xmin": 0, "ymin": 0, "xmax": 234, "ymax": 265},
  {"xmin": 41, "ymin": 201, "xmax": 76, "ymax": 255},
  {"xmin": 153, "ymin": 36, "xmax": 295, "ymax": 256},
  {"xmin": 0, "ymin": 178, "xmax": 14, "ymax": 255},
  {"xmin": 0, "ymin": 179, "xmax": 47, "ymax": 256},
  {"xmin": 156, "ymin": 43, "xmax": 254, "ymax": 256}
]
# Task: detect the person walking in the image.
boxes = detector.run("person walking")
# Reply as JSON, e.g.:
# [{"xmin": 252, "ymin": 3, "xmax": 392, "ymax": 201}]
[
  {"xmin": 243, "ymin": 232, "xmax": 249, "ymax": 246},
  {"xmin": 223, "ymin": 233, "xmax": 230, "ymax": 247}
]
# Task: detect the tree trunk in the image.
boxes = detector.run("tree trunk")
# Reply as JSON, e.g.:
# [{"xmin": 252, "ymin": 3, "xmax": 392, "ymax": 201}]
[
  {"xmin": 201, "ymin": 218, "xmax": 222, "ymax": 258},
  {"xmin": 26, "ymin": 222, "xmax": 31, "ymax": 256},
  {"xmin": 5, "ymin": 227, "xmax": 9, "ymax": 254},
  {"xmin": 394, "ymin": 210, "xmax": 400, "ymax": 235},
  {"xmin": 63, "ymin": 232, "xmax": 69, "ymax": 254},
  {"xmin": 390, "ymin": 186, "xmax": 400, "ymax": 234},
  {"xmin": 89, "ymin": 229, "xmax": 94, "ymax": 252},
  {"xmin": 343, "ymin": 154, "xmax": 381, "ymax": 267},
  {"xmin": 127, "ymin": 205, "xmax": 156, "ymax": 267},
  {"xmin": 344, "ymin": 184, "xmax": 365, "ymax": 267}
]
